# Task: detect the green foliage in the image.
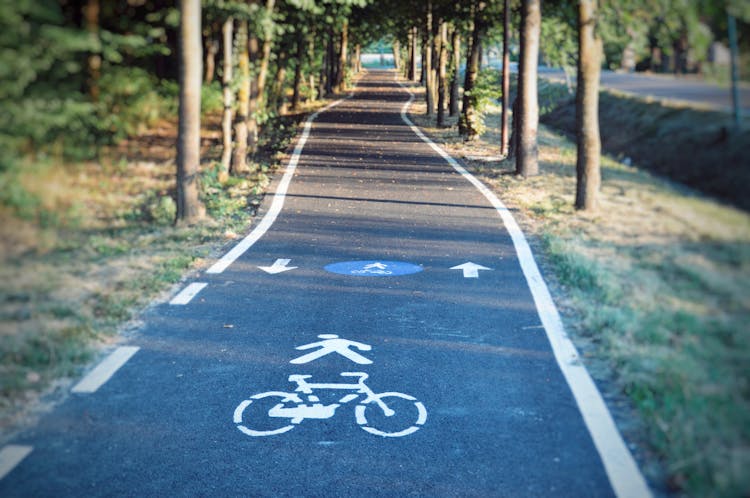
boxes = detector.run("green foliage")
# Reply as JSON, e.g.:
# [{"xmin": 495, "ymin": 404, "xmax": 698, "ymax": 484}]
[
  {"xmin": 200, "ymin": 163, "xmax": 248, "ymax": 218},
  {"xmin": 97, "ymin": 67, "xmax": 174, "ymax": 141},
  {"xmin": 462, "ymin": 68, "xmax": 502, "ymax": 137},
  {"xmin": 201, "ymin": 81, "xmax": 224, "ymax": 115}
]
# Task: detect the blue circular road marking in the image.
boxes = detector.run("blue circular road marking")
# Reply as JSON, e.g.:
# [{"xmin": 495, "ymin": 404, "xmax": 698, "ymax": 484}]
[{"xmin": 324, "ymin": 260, "xmax": 423, "ymax": 277}]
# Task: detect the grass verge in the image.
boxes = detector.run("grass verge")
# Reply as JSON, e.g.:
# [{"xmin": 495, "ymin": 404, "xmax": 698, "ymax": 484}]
[
  {"xmin": 0, "ymin": 97, "xmax": 328, "ymax": 435},
  {"xmin": 408, "ymin": 85, "xmax": 750, "ymax": 497}
]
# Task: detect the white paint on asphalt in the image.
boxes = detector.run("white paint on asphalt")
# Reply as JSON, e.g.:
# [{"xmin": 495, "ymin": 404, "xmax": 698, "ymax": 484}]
[
  {"xmin": 258, "ymin": 258, "xmax": 297, "ymax": 274},
  {"xmin": 0, "ymin": 445, "xmax": 32, "ymax": 480},
  {"xmin": 72, "ymin": 346, "xmax": 140, "ymax": 394},
  {"xmin": 234, "ymin": 371, "xmax": 427, "ymax": 438},
  {"xmin": 450, "ymin": 262, "xmax": 492, "ymax": 278},
  {"xmin": 397, "ymin": 75, "xmax": 651, "ymax": 498},
  {"xmin": 290, "ymin": 334, "xmax": 373, "ymax": 365},
  {"xmin": 169, "ymin": 282, "xmax": 208, "ymax": 305},
  {"xmin": 206, "ymin": 96, "xmax": 353, "ymax": 274}
]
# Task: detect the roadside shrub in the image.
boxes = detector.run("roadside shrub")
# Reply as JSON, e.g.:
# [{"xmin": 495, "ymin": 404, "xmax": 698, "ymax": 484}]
[{"xmin": 97, "ymin": 67, "xmax": 173, "ymax": 141}]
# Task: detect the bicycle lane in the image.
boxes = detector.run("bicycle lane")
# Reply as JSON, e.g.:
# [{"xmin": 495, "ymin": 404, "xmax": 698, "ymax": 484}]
[{"xmin": 0, "ymin": 70, "xmax": 650, "ymax": 496}]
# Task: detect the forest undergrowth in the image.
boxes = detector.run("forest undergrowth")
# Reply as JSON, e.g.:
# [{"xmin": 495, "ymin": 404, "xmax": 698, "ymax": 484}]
[{"xmin": 0, "ymin": 90, "xmax": 326, "ymax": 437}]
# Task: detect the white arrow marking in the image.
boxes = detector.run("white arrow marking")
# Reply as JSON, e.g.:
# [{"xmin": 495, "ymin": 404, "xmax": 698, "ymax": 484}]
[
  {"xmin": 364, "ymin": 262, "xmax": 387, "ymax": 270},
  {"xmin": 259, "ymin": 259, "xmax": 298, "ymax": 274},
  {"xmin": 450, "ymin": 262, "xmax": 492, "ymax": 278}
]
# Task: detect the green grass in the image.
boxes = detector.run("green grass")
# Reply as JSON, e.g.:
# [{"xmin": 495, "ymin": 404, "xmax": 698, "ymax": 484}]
[
  {"xmin": 408, "ymin": 85, "xmax": 750, "ymax": 496},
  {"xmin": 0, "ymin": 102, "xmax": 311, "ymax": 430}
]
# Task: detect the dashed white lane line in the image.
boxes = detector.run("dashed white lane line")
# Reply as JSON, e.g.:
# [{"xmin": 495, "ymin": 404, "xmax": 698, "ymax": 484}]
[
  {"xmin": 396, "ymin": 74, "xmax": 651, "ymax": 498},
  {"xmin": 205, "ymin": 94, "xmax": 353, "ymax": 275},
  {"xmin": 72, "ymin": 346, "xmax": 140, "ymax": 394},
  {"xmin": 170, "ymin": 282, "xmax": 208, "ymax": 305},
  {"xmin": 0, "ymin": 445, "xmax": 32, "ymax": 480}
]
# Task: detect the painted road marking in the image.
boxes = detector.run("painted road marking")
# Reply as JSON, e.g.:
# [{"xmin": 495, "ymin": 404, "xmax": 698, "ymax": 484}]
[
  {"xmin": 258, "ymin": 258, "xmax": 297, "ymax": 274},
  {"xmin": 234, "ymin": 374, "xmax": 427, "ymax": 438},
  {"xmin": 72, "ymin": 346, "xmax": 140, "ymax": 394},
  {"xmin": 450, "ymin": 262, "xmax": 492, "ymax": 278},
  {"xmin": 0, "ymin": 445, "xmax": 32, "ymax": 480},
  {"xmin": 324, "ymin": 260, "xmax": 423, "ymax": 277},
  {"xmin": 235, "ymin": 338, "xmax": 427, "ymax": 438},
  {"xmin": 206, "ymin": 95, "xmax": 353, "ymax": 275},
  {"xmin": 290, "ymin": 334, "xmax": 373, "ymax": 365},
  {"xmin": 397, "ymin": 74, "xmax": 651, "ymax": 498},
  {"xmin": 169, "ymin": 282, "xmax": 208, "ymax": 305}
]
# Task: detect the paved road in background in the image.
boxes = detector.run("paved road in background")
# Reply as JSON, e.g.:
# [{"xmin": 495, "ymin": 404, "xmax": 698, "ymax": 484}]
[
  {"xmin": 540, "ymin": 67, "xmax": 750, "ymax": 113},
  {"xmin": 0, "ymin": 71, "xmax": 650, "ymax": 497}
]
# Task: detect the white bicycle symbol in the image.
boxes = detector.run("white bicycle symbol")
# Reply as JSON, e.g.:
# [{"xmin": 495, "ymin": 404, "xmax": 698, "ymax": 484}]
[{"xmin": 233, "ymin": 372, "xmax": 427, "ymax": 438}]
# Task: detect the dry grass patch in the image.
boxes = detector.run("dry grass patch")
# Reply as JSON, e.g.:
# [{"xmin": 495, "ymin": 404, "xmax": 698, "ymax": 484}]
[
  {"xmin": 407, "ymin": 84, "xmax": 750, "ymax": 497},
  {"xmin": 0, "ymin": 99, "xmax": 328, "ymax": 436}
]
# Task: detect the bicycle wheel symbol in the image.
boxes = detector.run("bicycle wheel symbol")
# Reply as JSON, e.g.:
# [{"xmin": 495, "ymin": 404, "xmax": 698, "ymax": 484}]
[
  {"xmin": 234, "ymin": 392, "xmax": 302, "ymax": 437},
  {"xmin": 355, "ymin": 392, "xmax": 427, "ymax": 437}
]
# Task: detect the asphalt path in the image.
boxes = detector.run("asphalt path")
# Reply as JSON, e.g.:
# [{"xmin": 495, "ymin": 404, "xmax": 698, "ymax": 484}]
[
  {"xmin": 0, "ymin": 70, "xmax": 650, "ymax": 497},
  {"xmin": 540, "ymin": 67, "xmax": 749, "ymax": 114}
]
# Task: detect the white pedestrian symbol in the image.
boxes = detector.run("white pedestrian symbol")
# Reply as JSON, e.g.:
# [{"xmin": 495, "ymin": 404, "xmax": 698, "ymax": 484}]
[{"xmin": 290, "ymin": 334, "xmax": 373, "ymax": 365}]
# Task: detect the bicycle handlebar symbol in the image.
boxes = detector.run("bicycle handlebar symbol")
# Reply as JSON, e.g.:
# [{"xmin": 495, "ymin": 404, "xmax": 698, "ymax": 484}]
[{"xmin": 233, "ymin": 372, "xmax": 427, "ymax": 438}]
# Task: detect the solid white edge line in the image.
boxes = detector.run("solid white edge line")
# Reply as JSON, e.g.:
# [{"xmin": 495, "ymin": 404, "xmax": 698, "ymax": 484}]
[
  {"xmin": 395, "ymin": 74, "xmax": 651, "ymax": 498},
  {"xmin": 169, "ymin": 282, "xmax": 208, "ymax": 305},
  {"xmin": 0, "ymin": 445, "xmax": 32, "ymax": 480},
  {"xmin": 206, "ymin": 95, "xmax": 353, "ymax": 274},
  {"xmin": 72, "ymin": 346, "xmax": 140, "ymax": 394}
]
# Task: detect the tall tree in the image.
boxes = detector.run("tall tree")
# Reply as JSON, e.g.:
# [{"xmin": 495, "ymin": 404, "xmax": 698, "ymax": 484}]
[
  {"xmin": 232, "ymin": 20, "xmax": 251, "ymax": 173},
  {"xmin": 335, "ymin": 18, "xmax": 349, "ymax": 93},
  {"xmin": 459, "ymin": 0, "xmax": 485, "ymax": 139},
  {"xmin": 449, "ymin": 26, "xmax": 461, "ymax": 117},
  {"xmin": 500, "ymin": 0, "xmax": 510, "ymax": 156},
  {"xmin": 575, "ymin": 0, "xmax": 602, "ymax": 210},
  {"xmin": 437, "ymin": 20, "xmax": 448, "ymax": 126},
  {"xmin": 424, "ymin": 0, "xmax": 435, "ymax": 116},
  {"xmin": 219, "ymin": 16, "xmax": 234, "ymax": 180},
  {"xmin": 515, "ymin": 0, "xmax": 540, "ymax": 177},
  {"xmin": 204, "ymin": 22, "xmax": 220, "ymax": 83},
  {"xmin": 291, "ymin": 28, "xmax": 306, "ymax": 111},
  {"xmin": 176, "ymin": 0, "xmax": 206, "ymax": 224},
  {"xmin": 410, "ymin": 25, "xmax": 419, "ymax": 81}
]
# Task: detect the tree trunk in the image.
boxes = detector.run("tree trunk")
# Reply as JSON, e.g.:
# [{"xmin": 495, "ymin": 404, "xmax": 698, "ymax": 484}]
[
  {"xmin": 246, "ymin": 35, "xmax": 260, "ymax": 156},
  {"xmin": 335, "ymin": 19, "xmax": 348, "ymax": 93},
  {"xmin": 392, "ymin": 39, "xmax": 401, "ymax": 71},
  {"xmin": 410, "ymin": 26, "xmax": 419, "ymax": 82},
  {"xmin": 309, "ymin": 35, "xmax": 318, "ymax": 102},
  {"xmin": 459, "ymin": 1, "xmax": 483, "ymax": 139},
  {"xmin": 219, "ymin": 17, "xmax": 234, "ymax": 181},
  {"xmin": 176, "ymin": 0, "xmax": 205, "ymax": 224},
  {"xmin": 437, "ymin": 21, "xmax": 448, "ymax": 127},
  {"xmin": 507, "ymin": 97, "xmax": 519, "ymax": 159},
  {"xmin": 431, "ymin": 15, "xmax": 440, "ymax": 110},
  {"xmin": 232, "ymin": 20, "xmax": 250, "ymax": 174},
  {"xmin": 248, "ymin": 0, "xmax": 275, "ymax": 154},
  {"xmin": 500, "ymin": 0, "xmax": 510, "ymax": 155},
  {"xmin": 515, "ymin": 0, "xmax": 540, "ymax": 177},
  {"xmin": 325, "ymin": 26, "xmax": 335, "ymax": 95},
  {"xmin": 272, "ymin": 50, "xmax": 288, "ymax": 115},
  {"xmin": 292, "ymin": 31, "xmax": 305, "ymax": 111},
  {"xmin": 420, "ymin": 36, "xmax": 427, "ymax": 84},
  {"xmin": 424, "ymin": 0, "xmax": 434, "ymax": 116},
  {"xmin": 204, "ymin": 26, "xmax": 219, "ymax": 84},
  {"xmin": 407, "ymin": 28, "xmax": 414, "ymax": 79},
  {"xmin": 449, "ymin": 27, "xmax": 460, "ymax": 117},
  {"xmin": 575, "ymin": 0, "xmax": 602, "ymax": 211},
  {"xmin": 84, "ymin": 0, "xmax": 101, "ymax": 102}
]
